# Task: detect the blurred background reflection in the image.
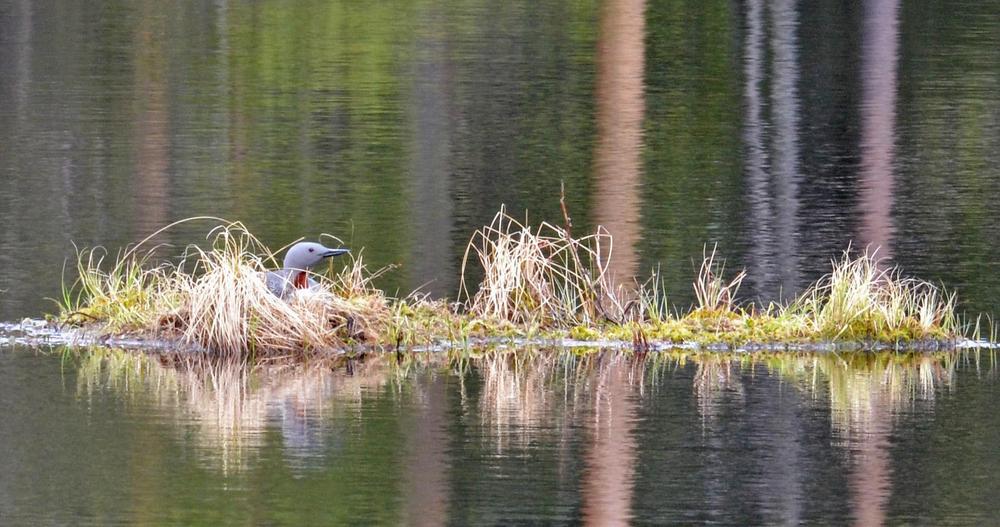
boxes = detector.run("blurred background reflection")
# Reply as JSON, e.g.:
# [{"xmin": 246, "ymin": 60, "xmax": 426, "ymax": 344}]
[{"xmin": 1, "ymin": 1, "xmax": 997, "ymax": 321}]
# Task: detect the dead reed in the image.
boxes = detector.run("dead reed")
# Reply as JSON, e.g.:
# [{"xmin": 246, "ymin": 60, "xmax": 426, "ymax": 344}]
[
  {"xmin": 459, "ymin": 206, "xmax": 623, "ymax": 327},
  {"xmin": 692, "ymin": 244, "xmax": 747, "ymax": 314}
]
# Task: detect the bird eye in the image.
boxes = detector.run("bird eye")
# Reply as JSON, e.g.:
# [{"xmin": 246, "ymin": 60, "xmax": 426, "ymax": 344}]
[{"xmin": 308, "ymin": 248, "xmax": 315, "ymax": 253}]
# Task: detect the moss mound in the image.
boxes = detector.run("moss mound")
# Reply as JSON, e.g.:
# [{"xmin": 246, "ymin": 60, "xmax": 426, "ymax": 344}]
[{"xmin": 56, "ymin": 210, "xmax": 969, "ymax": 358}]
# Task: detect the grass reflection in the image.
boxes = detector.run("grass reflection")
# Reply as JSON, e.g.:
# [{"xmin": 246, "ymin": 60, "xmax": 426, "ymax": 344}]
[
  {"xmin": 661, "ymin": 349, "xmax": 970, "ymax": 436},
  {"xmin": 71, "ymin": 347, "xmax": 416, "ymax": 473},
  {"xmin": 470, "ymin": 350, "xmax": 646, "ymax": 453},
  {"xmin": 824, "ymin": 352, "xmax": 951, "ymax": 437},
  {"xmin": 67, "ymin": 345, "xmax": 990, "ymax": 477}
]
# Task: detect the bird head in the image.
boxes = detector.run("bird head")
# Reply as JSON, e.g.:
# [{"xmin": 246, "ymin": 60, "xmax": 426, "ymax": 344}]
[{"xmin": 282, "ymin": 242, "xmax": 349, "ymax": 271}]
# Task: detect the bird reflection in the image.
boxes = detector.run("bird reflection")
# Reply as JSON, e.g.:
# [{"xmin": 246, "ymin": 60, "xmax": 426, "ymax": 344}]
[
  {"xmin": 74, "ymin": 350, "xmax": 395, "ymax": 475},
  {"xmin": 71, "ymin": 346, "xmax": 966, "ymax": 525}
]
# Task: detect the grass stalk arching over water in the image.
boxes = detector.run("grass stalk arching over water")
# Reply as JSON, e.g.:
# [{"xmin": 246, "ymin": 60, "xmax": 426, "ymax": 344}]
[{"xmin": 54, "ymin": 209, "xmax": 976, "ymax": 359}]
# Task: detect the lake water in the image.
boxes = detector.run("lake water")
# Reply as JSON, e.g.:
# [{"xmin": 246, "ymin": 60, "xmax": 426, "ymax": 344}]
[
  {"xmin": 1, "ymin": 1, "xmax": 999, "ymax": 524},
  {"xmin": 0, "ymin": 346, "xmax": 997, "ymax": 525},
  {"xmin": 1, "ymin": 1, "xmax": 998, "ymax": 320}
]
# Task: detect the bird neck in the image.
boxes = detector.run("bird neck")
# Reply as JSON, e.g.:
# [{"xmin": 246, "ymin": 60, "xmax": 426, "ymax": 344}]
[{"xmin": 292, "ymin": 270, "xmax": 309, "ymax": 289}]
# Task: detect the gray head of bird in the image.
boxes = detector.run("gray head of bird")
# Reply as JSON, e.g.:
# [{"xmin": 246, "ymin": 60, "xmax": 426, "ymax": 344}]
[{"xmin": 282, "ymin": 242, "xmax": 350, "ymax": 271}]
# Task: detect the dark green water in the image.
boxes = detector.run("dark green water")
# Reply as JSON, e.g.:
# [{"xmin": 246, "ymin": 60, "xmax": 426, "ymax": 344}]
[
  {"xmin": 0, "ymin": 346, "xmax": 997, "ymax": 525},
  {"xmin": 1, "ymin": 0, "xmax": 998, "ymax": 319},
  {"xmin": 2, "ymin": 1, "xmax": 1000, "ymax": 524}
]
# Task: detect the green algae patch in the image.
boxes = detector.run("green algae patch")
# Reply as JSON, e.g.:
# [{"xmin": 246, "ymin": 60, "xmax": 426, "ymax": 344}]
[{"xmin": 54, "ymin": 210, "xmax": 972, "ymax": 359}]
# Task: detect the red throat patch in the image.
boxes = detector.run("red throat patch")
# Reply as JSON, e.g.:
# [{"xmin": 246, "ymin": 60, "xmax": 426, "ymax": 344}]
[{"xmin": 293, "ymin": 271, "xmax": 308, "ymax": 289}]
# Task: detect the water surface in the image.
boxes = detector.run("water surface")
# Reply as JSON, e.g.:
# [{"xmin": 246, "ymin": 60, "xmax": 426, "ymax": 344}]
[
  {"xmin": 1, "ymin": 0, "xmax": 998, "ymax": 320},
  {"xmin": 0, "ymin": 346, "xmax": 997, "ymax": 524},
  {"xmin": 1, "ymin": 2, "xmax": 999, "ymax": 525}
]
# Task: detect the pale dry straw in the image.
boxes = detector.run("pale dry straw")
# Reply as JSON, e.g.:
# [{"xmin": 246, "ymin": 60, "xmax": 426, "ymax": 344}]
[{"xmin": 460, "ymin": 207, "xmax": 624, "ymax": 326}]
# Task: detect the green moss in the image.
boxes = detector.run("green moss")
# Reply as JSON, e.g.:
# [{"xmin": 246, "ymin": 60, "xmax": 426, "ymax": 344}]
[{"xmin": 569, "ymin": 325, "xmax": 602, "ymax": 340}]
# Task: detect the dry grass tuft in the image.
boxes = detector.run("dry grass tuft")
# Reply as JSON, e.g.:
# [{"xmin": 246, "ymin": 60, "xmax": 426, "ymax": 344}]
[
  {"xmin": 58, "ymin": 245, "xmax": 182, "ymax": 331},
  {"xmin": 59, "ymin": 221, "xmax": 392, "ymax": 358},
  {"xmin": 692, "ymin": 244, "xmax": 747, "ymax": 314},
  {"xmin": 176, "ymin": 224, "xmax": 392, "ymax": 357},
  {"xmin": 178, "ymin": 225, "xmax": 339, "ymax": 356},
  {"xmin": 789, "ymin": 249, "xmax": 957, "ymax": 340},
  {"xmin": 459, "ymin": 207, "xmax": 623, "ymax": 327}
]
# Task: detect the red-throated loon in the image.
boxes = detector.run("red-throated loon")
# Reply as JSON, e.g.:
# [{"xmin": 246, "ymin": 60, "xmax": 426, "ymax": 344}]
[{"xmin": 265, "ymin": 242, "xmax": 349, "ymax": 298}]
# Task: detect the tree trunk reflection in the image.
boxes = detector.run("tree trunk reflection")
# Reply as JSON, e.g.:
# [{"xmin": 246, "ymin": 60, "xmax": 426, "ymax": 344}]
[
  {"xmin": 593, "ymin": 0, "xmax": 645, "ymax": 288},
  {"xmin": 582, "ymin": 356, "xmax": 640, "ymax": 526}
]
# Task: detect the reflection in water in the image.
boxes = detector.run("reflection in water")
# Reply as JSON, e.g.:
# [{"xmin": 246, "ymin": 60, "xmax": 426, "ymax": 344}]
[
  {"xmin": 692, "ymin": 355, "xmax": 745, "ymax": 424},
  {"xmin": 0, "ymin": 1, "xmax": 31, "ymax": 318},
  {"xmin": 827, "ymin": 353, "xmax": 945, "ymax": 526},
  {"xmin": 743, "ymin": 0, "xmax": 771, "ymax": 298},
  {"xmin": 582, "ymin": 355, "xmax": 642, "ymax": 526},
  {"xmin": 692, "ymin": 351, "xmax": 956, "ymax": 525},
  {"xmin": 475, "ymin": 351, "xmax": 643, "ymax": 525},
  {"xmin": 76, "ymin": 350, "xmax": 396, "ymax": 474},
  {"xmin": 826, "ymin": 355, "xmax": 949, "ymax": 436},
  {"xmin": 858, "ymin": 0, "xmax": 900, "ymax": 259},
  {"xmin": 855, "ymin": 4, "xmax": 902, "ymax": 520},
  {"xmin": 133, "ymin": 3, "xmax": 170, "ymax": 238},
  {"xmin": 689, "ymin": 353, "xmax": 954, "ymax": 431},
  {"xmin": 402, "ymin": 371, "xmax": 450, "ymax": 527},
  {"xmin": 5, "ymin": 0, "xmax": 31, "ymax": 118},
  {"xmin": 743, "ymin": 0, "xmax": 801, "ymax": 302},
  {"xmin": 769, "ymin": 0, "xmax": 801, "ymax": 295},
  {"xmin": 477, "ymin": 352, "xmax": 582, "ymax": 453},
  {"xmin": 66, "ymin": 346, "xmax": 988, "ymax": 524},
  {"xmin": 687, "ymin": 355, "xmax": 754, "ymax": 520},
  {"xmin": 407, "ymin": 6, "xmax": 456, "ymax": 298},
  {"xmin": 77, "ymin": 349, "xmax": 960, "ymax": 458},
  {"xmin": 593, "ymin": 0, "xmax": 645, "ymax": 287}
]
